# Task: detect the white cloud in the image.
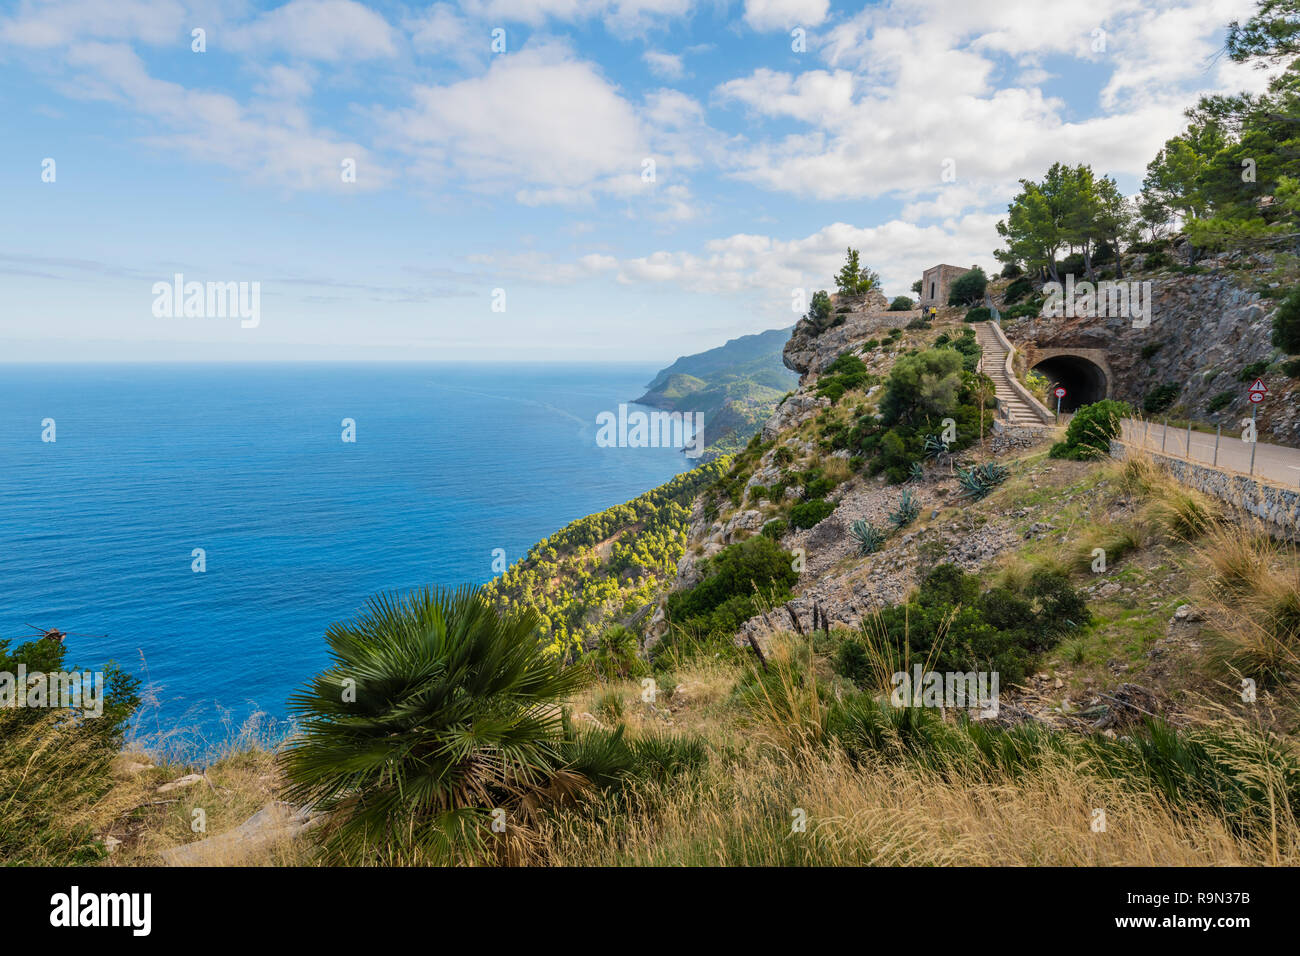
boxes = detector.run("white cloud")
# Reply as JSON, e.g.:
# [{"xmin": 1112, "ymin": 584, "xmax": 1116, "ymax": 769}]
[
  {"xmin": 459, "ymin": 0, "xmax": 694, "ymax": 33},
  {"xmin": 230, "ymin": 0, "xmax": 397, "ymax": 61},
  {"xmin": 611, "ymin": 216, "xmax": 1002, "ymax": 301},
  {"xmin": 62, "ymin": 41, "xmax": 385, "ymax": 189},
  {"xmin": 0, "ymin": 0, "xmax": 185, "ymax": 47},
  {"xmin": 385, "ymin": 44, "xmax": 710, "ymax": 217},
  {"xmin": 643, "ymin": 50, "xmax": 684, "ymax": 79},
  {"xmin": 713, "ymin": 0, "xmax": 1268, "ymax": 210},
  {"xmin": 742, "ymin": 0, "xmax": 829, "ymax": 32},
  {"xmin": 407, "ymin": 2, "xmax": 485, "ymax": 71}
]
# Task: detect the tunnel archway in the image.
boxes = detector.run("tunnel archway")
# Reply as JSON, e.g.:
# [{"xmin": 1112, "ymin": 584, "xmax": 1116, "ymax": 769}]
[{"xmin": 1030, "ymin": 354, "xmax": 1108, "ymax": 411}]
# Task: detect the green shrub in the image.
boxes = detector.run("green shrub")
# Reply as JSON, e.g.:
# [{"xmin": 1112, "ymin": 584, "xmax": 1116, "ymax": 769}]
[
  {"xmin": 835, "ymin": 564, "xmax": 1089, "ymax": 689},
  {"xmin": 790, "ymin": 498, "xmax": 836, "ymax": 529},
  {"xmin": 1049, "ymin": 399, "xmax": 1129, "ymax": 460},
  {"xmin": 1283, "ymin": 358, "xmax": 1300, "ymax": 379},
  {"xmin": 760, "ymin": 518, "xmax": 788, "ymax": 539},
  {"xmin": 905, "ymin": 317, "xmax": 929, "ymax": 330},
  {"xmin": 1003, "ymin": 301, "xmax": 1042, "ymax": 319},
  {"xmin": 1143, "ymin": 383, "xmax": 1180, "ymax": 414},
  {"xmin": 889, "ymin": 296, "xmax": 915, "ymax": 311},
  {"xmin": 0, "ymin": 635, "xmax": 141, "ymax": 864},
  {"xmin": 1273, "ymin": 288, "xmax": 1300, "ymax": 352},
  {"xmin": 666, "ymin": 536, "xmax": 799, "ymax": 633},
  {"xmin": 947, "ymin": 268, "xmax": 987, "ymax": 305},
  {"xmin": 964, "ymin": 306, "xmax": 992, "ymax": 323},
  {"xmin": 1002, "ymin": 276, "xmax": 1033, "ymax": 303},
  {"xmin": 1140, "ymin": 342, "xmax": 1163, "ymax": 360},
  {"xmin": 816, "ymin": 352, "xmax": 872, "ymax": 404},
  {"xmin": 1237, "ymin": 361, "xmax": 1270, "ymax": 383},
  {"xmin": 1207, "ymin": 390, "xmax": 1234, "ymax": 412}
]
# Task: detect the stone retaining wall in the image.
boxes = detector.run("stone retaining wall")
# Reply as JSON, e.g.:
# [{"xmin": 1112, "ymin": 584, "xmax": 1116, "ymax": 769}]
[{"xmin": 1110, "ymin": 440, "xmax": 1300, "ymax": 537}]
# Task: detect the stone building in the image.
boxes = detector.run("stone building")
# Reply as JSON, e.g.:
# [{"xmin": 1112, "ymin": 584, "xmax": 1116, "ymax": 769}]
[{"xmin": 918, "ymin": 263, "xmax": 970, "ymax": 309}]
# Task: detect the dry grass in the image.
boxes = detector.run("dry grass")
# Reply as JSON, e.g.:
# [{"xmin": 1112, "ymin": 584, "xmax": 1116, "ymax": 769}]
[
  {"xmin": 1196, "ymin": 522, "xmax": 1300, "ymax": 688},
  {"xmin": 533, "ymin": 743, "xmax": 1289, "ymax": 866}
]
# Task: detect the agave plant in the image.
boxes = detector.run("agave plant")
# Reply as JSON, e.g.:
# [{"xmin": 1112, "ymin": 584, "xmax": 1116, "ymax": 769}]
[
  {"xmin": 849, "ymin": 519, "xmax": 888, "ymax": 555},
  {"xmin": 888, "ymin": 489, "xmax": 921, "ymax": 529},
  {"xmin": 922, "ymin": 434, "xmax": 950, "ymax": 461},
  {"xmin": 955, "ymin": 462, "xmax": 1010, "ymax": 500},
  {"xmin": 907, "ymin": 461, "xmax": 925, "ymax": 483},
  {"xmin": 281, "ymin": 585, "xmax": 590, "ymax": 862}
]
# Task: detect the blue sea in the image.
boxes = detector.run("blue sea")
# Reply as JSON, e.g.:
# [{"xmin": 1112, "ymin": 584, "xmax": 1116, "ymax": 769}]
[{"xmin": 0, "ymin": 363, "xmax": 691, "ymax": 753}]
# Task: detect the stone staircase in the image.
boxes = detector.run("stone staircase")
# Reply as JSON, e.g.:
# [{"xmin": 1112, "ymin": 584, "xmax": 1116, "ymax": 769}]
[{"xmin": 974, "ymin": 322, "xmax": 1051, "ymax": 427}]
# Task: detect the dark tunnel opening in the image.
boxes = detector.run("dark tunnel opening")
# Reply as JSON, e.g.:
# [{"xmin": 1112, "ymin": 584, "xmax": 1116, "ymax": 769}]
[{"xmin": 1030, "ymin": 355, "xmax": 1108, "ymax": 412}]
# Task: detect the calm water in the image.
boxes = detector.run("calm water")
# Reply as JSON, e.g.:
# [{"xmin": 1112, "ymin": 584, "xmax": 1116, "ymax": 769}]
[{"xmin": 0, "ymin": 363, "xmax": 689, "ymax": 752}]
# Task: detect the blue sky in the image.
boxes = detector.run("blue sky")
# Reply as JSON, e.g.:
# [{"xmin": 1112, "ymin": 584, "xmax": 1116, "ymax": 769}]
[{"xmin": 0, "ymin": 0, "xmax": 1271, "ymax": 362}]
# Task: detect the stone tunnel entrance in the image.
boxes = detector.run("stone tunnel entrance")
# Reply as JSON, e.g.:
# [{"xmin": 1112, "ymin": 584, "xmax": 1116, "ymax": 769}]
[{"xmin": 1029, "ymin": 354, "xmax": 1109, "ymax": 411}]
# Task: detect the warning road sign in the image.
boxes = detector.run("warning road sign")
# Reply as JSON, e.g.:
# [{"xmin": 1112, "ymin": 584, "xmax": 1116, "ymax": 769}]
[{"xmin": 1248, "ymin": 378, "xmax": 1267, "ymax": 393}]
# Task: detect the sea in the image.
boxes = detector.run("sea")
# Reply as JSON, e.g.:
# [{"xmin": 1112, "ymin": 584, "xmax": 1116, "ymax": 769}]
[{"xmin": 0, "ymin": 363, "xmax": 691, "ymax": 755}]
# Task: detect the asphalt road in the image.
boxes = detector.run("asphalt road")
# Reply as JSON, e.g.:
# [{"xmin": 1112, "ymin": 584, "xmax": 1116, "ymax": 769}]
[{"xmin": 1119, "ymin": 418, "xmax": 1300, "ymax": 489}]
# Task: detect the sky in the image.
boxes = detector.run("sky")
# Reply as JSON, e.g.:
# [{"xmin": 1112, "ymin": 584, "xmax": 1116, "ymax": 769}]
[{"xmin": 0, "ymin": 0, "xmax": 1274, "ymax": 363}]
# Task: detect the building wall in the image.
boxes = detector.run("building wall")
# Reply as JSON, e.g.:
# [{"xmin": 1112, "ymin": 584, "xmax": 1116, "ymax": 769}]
[{"xmin": 919, "ymin": 264, "xmax": 969, "ymax": 308}]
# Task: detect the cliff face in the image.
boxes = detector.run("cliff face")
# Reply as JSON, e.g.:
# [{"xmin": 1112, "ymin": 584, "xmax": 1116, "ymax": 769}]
[
  {"xmin": 783, "ymin": 289, "xmax": 918, "ymax": 380},
  {"xmin": 1003, "ymin": 265, "xmax": 1298, "ymax": 446}
]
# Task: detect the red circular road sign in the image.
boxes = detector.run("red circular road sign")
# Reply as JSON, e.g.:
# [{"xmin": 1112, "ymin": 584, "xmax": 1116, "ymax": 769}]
[
  {"xmin": 1249, "ymin": 390, "xmax": 1265, "ymax": 403},
  {"xmin": 1053, "ymin": 386, "xmax": 1067, "ymax": 398}
]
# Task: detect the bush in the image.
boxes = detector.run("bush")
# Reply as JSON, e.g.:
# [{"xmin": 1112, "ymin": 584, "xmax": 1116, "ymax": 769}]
[
  {"xmin": 1143, "ymin": 383, "xmax": 1180, "ymax": 414},
  {"xmin": 1207, "ymin": 390, "xmax": 1234, "ymax": 412},
  {"xmin": 1002, "ymin": 276, "xmax": 1033, "ymax": 303},
  {"xmin": 282, "ymin": 586, "xmax": 591, "ymax": 862},
  {"xmin": 947, "ymin": 268, "xmax": 987, "ymax": 306},
  {"xmin": 1141, "ymin": 342, "xmax": 1163, "ymax": 361},
  {"xmin": 1049, "ymin": 399, "xmax": 1129, "ymax": 460},
  {"xmin": 1271, "ymin": 288, "xmax": 1300, "ymax": 352},
  {"xmin": 760, "ymin": 518, "xmax": 787, "ymax": 539},
  {"xmin": 1237, "ymin": 361, "xmax": 1270, "ymax": 383},
  {"xmin": 1000, "ymin": 262, "xmax": 1023, "ymax": 279},
  {"xmin": 666, "ymin": 536, "xmax": 799, "ymax": 632},
  {"xmin": 816, "ymin": 352, "xmax": 872, "ymax": 404},
  {"xmin": 1283, "ymin": 358, "xmax": 1300, "ymax": 379},
  {"xmin": 1003, "ymin": 301, "xmax": 1041, "ymax": 319},
  {"xmin": 836, "ymin": 564, "xmax": 1089, "ymax": 689},
  {"xmin": 964, "ymin": 306, "xmax": 992, "ymax": 323},
  {"xmin": 889, "ymin": 296, "xmax": 915, "ymax": 311},
  {"xmin": 0, "ymin": 635, "xmax": 141, "ymax": 864},
  {"xmin": 905, "ymin": 317, "xmax": 929, "ymax": 330},
  {"xmin": 790, "ymin": 498, "xmax": 836, "ymax": 529}
]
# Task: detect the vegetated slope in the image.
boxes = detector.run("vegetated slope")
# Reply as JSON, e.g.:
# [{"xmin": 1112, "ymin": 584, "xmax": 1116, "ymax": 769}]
[
  {"xmin": 635, "ymin": 328, "xmax": 798, "ymax": 457},
  {"xmin": 479, "ymin": 459, "xmax": 728, "ymax": 658}
]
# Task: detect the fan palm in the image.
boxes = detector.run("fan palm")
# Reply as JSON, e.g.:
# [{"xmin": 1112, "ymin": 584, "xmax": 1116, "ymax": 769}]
[{"xmin": 281, "ymin": 585, "xmax": 590, "ymax": 862}]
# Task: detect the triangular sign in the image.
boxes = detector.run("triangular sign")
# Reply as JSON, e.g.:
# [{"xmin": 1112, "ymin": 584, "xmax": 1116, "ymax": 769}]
[{"xmin": 1249, "ymin": 378, "xmax": 1267, "ymax": 393}]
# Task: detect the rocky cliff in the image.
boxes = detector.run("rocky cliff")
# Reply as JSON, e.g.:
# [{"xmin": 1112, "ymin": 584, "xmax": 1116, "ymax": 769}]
[{"xmin": 1002, "ymin": 255, "xmax": 1299, "ymax": 445}]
